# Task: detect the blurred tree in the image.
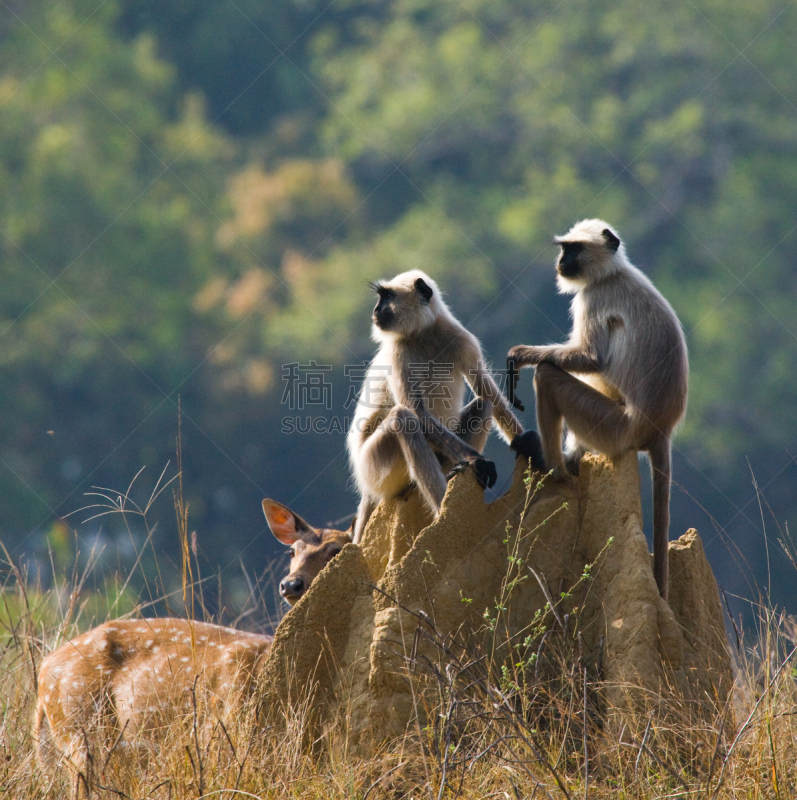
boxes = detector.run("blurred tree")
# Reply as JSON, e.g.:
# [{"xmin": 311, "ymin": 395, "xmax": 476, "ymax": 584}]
[
  {"xmin": 116, "ymin": 0, "xmax": 330, "ymax": 135},
  {"xmin": 0, "ymin": 1, "xmax": 233, "ymax": 542},
  {"xmin": 0, "ymin": 0, "xmax": 795, "ymax": 614}
]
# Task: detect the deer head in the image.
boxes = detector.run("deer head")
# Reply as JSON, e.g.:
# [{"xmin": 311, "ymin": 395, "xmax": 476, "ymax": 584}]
[{"xmin": 262, "ymin": 499, "xmax": 352, "ymax": 605}]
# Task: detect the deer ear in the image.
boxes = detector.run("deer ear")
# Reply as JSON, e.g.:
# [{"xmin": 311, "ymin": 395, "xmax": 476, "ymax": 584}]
[{"xmin": 262, "ymin": 499, "xmax": 311, "ymax": 545}]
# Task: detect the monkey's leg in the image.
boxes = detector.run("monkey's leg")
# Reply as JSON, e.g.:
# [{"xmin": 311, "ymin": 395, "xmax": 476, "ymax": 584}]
[
  {"xmin": 563, "ymin": 431, "xmax": 588, "ymax": 475},
  {"xmin": 534, "ymin": 362, "xmax": 634, "ymax": 477},
  {"xmin": 352, "ymin": 494, "xmax": 378, "ymax": 545},
  {"xmin": 354, "ymin": 421, "xmax": 407, "ymax": 495},
  {"xmin": 385, "ymin": 406, "xmax": 448, "ymax": 513},
  {"xmin": 351, "ymin": 421, "xmax": 408, "ymax": 545}
]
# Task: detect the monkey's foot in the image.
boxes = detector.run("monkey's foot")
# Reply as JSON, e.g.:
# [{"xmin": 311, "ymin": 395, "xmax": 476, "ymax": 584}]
[
  {"xmin": 446, "ymin": 455, "xmax": 497, "ymax": 490},
  {"xmin": 510, "ymin": 430, "xmax": 546, "ymax": 473},
  {"xmin": 396, "ymin": 481, "xmax": 416, "ymax": 501}
]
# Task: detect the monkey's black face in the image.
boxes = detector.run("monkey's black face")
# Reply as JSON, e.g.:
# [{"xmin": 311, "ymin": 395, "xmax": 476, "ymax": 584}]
[
  {"xmin": 557, "ymin": 242, "xmax": 584, "ymax": 279},
  {"xmin": 373, "ymin": 286, "xmax": 397, "ymax": 330}
]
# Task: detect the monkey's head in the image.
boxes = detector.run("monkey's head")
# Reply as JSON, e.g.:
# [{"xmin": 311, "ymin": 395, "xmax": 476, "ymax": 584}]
[
  {"xmin": 370, "ymin": 269, "xmax": 443, "ymax": 340},
  {"xmin": 553, "ymin": 219, "xmax": 626, "ymax": 293}
]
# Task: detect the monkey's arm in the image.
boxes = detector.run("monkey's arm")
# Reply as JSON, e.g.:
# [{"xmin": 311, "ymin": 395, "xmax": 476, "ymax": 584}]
[
  {"xmin": 391, "ymin": 362, "xmax": 497, "ymax": 489},
  {"xmin": 466, "ymin": 363, "xmax": 523, "ymax": 443},
  {"xmin": 511, "ymin": 345, "xmax": 602, "ymax": 372},
  {"xmin": 419, "ymin": 410, "xmax": 498, "ymax": 490},
  {"xmin": 475, "ymin": 369, "xmax": 548, "ymax": 467},
  {"xmin": 509, "ymin": 310, "xmax": 613, "ymax": 373},
  {"xmin": 461, "ymin": 344, "xmax": 548, "ymax": 466},
  {"xmin": 508, "ymin": 324, "xmax": 610, "ymax": 373},
  {"xmin": 391, "ymin": 364, "xmax": 479, "ymax": 461}
]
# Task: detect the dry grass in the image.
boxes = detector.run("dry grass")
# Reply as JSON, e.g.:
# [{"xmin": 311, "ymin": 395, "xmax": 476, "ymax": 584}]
[
  {"xmin": 1, "ymin": 463, "xmax": 795, "ymax": 799},
  {"xmin": 2, "ymin": 547, "xmax": 795, "ymax": 799}
]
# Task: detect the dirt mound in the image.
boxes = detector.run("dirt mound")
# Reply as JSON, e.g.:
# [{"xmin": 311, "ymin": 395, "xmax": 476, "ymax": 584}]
[{"xmin": 260, "ymin": 453, "xmax": 733, "ymax": 748}]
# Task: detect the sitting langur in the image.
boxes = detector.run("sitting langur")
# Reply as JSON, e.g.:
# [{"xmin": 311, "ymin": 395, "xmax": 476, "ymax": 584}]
[
  {"xmin": 348, "ymin": 270, "xmax": 533, "ymax": 543},
  {"xmin": 508, "ymin": 220, "xmax": 688, "ymax": 600}
]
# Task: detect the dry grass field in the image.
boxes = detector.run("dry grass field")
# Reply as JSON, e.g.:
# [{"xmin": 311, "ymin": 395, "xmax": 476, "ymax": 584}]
[
  {"xmin": 2, "ymin": 547, "xmax": 795, "ymax": 800},
  {"xmin": 2, "ymin": 467, "xmax": 796, "ymax": 800}
]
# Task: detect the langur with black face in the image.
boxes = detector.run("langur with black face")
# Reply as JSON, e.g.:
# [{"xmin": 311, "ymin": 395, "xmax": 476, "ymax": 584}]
[
  {"xmin": 508, "ymin": 220, "xmax": 688, "ymax": 600},
  {"xmin": 348, "ymin": 270, "xmax": 536, "ymax": 544}
]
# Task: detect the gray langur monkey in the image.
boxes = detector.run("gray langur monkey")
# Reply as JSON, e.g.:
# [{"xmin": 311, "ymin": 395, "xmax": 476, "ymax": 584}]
[
  {"xmin": 507, "ymin": 220, "xmax": 688, "ymax": 600},
  {"xmin": 348, "ymin": 269, "xmax": 536, "ymax": 544}
]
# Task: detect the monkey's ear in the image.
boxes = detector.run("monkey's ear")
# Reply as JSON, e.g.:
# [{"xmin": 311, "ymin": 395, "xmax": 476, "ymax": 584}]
[
  {"xmin": 601, "ymin": 228, "xmax": 620, "ymax": 253},
  {"xmin": 414, "ymin": 278, "xmax": 433, "ymax": 303},
  {"xmin": 262, "ymin": 499, "xmax": 312, "ymax": 545}
]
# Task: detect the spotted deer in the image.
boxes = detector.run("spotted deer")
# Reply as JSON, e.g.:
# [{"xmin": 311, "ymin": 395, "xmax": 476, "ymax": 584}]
[{"xmin": 34, "ymin": 498, "xmax": 352, "ymax": 794}]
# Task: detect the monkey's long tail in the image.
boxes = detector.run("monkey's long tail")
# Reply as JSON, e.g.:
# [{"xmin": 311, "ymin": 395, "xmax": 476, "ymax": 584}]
[{"xmin": 649, "ymin": 436, "xmax": 671, "ymax": 602}]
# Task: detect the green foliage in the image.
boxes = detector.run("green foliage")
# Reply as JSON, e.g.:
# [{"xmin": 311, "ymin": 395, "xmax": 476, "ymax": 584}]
[
  {"xmin": 117, "ymin": 0, "xmax": 331, "ymax": 135},
  {"xmin": 0, "ymin": 2, "xmax": 240, "ymax": 542},
  {"xmin": 0, "ymin": 0, "xmax": 794, "ymax": 607}
]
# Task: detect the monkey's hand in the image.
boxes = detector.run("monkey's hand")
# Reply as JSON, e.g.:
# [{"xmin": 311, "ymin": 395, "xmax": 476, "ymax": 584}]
[
  {"xmin": 506, "ymin": 357, "xmax": 525, "ymax": 411},
  {"xmin": 446, "ymin": 455, "xmax": 497, "ymax": 490},
  {"xmin": 510, "ymin": 430, "xmax": 547, "ymax": 473},
  {"xmin": 507, "ymin": 344, "xmax": 544, "ymax": 368}
]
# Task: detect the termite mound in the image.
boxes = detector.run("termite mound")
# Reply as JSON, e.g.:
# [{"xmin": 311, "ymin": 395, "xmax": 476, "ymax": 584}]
[{"xmin": 259, "ymin": 453, "xmax": 733, "ymax": 751}]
